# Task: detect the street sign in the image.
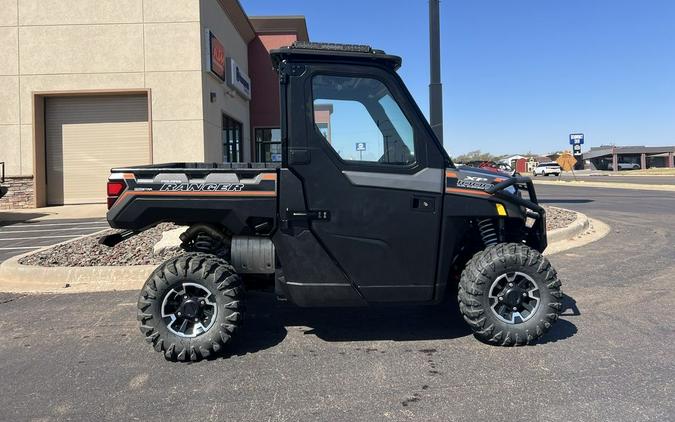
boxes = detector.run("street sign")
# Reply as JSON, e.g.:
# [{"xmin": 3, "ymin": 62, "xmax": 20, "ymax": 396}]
[
  {"xmin": 556, "ymin": 153, "xmax": 577, "ymax": 172},
  {"xmin": 572, "ymin": 144, "xmax": 582, "ymax": 154},
  {"xmin": 355, "ymin": 142, "xmax": 366, "ymax": 151},
  {"xmin": 569, "ymin": 133, "xmax": 584, "ymax": 145}
]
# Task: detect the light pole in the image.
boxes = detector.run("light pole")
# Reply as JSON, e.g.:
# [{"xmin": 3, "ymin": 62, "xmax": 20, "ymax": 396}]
[{"xmin": 429, "ymin": 0, "xmax": 444, "ymax": 144}]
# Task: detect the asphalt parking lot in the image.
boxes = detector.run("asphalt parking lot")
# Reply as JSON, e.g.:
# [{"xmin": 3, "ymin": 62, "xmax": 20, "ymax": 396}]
[
  {"xmin": 0, "ymin": 185, "xmax": 673, "ymax": 421},
  {"xmin": 0, "ymin": 218, "xmax": 109, "ymax": 262}
]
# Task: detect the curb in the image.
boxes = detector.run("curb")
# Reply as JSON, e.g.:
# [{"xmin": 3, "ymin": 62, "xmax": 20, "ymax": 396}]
[
  {"xmin": 533, "ymin": 179, "xmax": 675, "ymax": 192},
  {"xmin": 546, "ymin": 207, "xmax": 590, "ymax": 245},
  {"xmin": 0, "ymin": 207, "xmax": 601, "ymax": 294},
  {"xmin": 0, "ymin": 257, "xmax": 155, "ymax": 293},
  {"xmin": 0, "ymin": 232, "xmax": 155, "ymax": 294}
]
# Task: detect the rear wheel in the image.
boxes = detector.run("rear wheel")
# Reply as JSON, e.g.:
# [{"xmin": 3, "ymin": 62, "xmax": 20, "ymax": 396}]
[
  {"xmin": 137, "ymin": 253, "xmax": 244, "ymax": 361},
  {"xmin": 458, "ymin": 243, "xmax": 562, "ymax": 345}
]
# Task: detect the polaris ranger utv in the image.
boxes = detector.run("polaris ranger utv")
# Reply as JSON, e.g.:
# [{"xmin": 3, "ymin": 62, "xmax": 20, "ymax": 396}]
[{"xmin": 104, "ymin": 42, "xmax": 562, "ymax": 361}]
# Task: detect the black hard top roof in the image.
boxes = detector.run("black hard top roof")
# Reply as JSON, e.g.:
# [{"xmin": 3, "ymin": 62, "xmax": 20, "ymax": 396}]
[{"xmin": 270, "ymin": 42, "xmax": 402, "ymax": 70}]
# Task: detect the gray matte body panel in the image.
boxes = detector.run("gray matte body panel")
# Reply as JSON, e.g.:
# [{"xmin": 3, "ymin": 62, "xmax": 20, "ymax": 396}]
[
  {"xmin": 231, "ymin": 236, "xmax": 275, "ymax": 274},
  {"xmin": 341, "ymin": 167, "xmax": 443, "ymax": 193}
]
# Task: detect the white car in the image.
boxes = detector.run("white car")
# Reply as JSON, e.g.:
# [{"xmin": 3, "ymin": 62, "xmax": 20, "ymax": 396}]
[
  {"xmin": 607, "ymin": 162, "xmax": 640, "ymax": 170},
  {"xmin": 533, "ymin": 162, "xmax": 561, "ymax": 177}
]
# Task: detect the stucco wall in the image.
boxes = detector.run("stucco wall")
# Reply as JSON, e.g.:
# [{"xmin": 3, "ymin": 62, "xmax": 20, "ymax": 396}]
[
  {"xmin": 199, "ymin": 0, "xmax": 251, "ymax": 162},
  {"xmin": 0, "ymin": 0, "xmax": 206, "ymax": 180}
]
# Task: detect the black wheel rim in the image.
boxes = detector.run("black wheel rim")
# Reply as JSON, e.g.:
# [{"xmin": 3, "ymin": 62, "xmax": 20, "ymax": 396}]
[
  {"xmin": 161, "ymin": 282, "xmax": 218, "ymax": 338},
  {"xmin": 488, "ymin": 272, "xmax": 540, "ymax": 324}
]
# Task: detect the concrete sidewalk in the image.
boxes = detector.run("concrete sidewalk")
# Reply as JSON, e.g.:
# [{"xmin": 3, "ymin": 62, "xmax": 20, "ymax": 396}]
[{"xmin": 0, "ymin": 204, "xmax": 107, "ymax": 223}]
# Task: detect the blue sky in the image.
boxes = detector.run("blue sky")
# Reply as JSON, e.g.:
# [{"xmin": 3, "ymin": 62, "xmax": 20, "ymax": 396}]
[{"xmin": 244, "ymin": 0, "xmax": 675, "ymax": 156}]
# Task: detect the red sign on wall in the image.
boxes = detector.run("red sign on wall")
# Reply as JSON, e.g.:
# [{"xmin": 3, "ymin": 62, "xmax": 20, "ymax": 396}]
[{"xmin": 209, "ymin": 31, "xmax": 225, "ymax": 81}]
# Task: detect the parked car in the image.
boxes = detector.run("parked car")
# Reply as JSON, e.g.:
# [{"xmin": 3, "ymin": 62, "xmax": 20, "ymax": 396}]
[
  {"xmin": 533, "ymin": 162, "xmax": 561, "ymax": 176},
  {"xmin": 607, "ymin": 162, "xmax": 640, "ymax": 170}
]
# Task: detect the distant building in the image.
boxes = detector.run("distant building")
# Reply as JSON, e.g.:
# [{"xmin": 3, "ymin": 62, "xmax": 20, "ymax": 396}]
[{"xmin": 583, "ymin": 146, "xmax": 675, "ymax": 170}]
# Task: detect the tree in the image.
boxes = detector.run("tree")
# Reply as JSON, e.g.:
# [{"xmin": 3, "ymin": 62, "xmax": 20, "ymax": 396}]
[{"xmin": 453, "ymin": 149, "xmax": 500, "ymax": 163}]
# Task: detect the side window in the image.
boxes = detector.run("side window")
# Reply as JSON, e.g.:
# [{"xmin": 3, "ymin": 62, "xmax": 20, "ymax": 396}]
[{"xmin": 312, "ymin": 75, "xmax": 415, "ymax": 165}]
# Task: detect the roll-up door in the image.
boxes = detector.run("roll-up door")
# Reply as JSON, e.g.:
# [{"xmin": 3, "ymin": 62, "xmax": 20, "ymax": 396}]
[{"xmin": 45, "ymin": 94, "xmax": 149, "ymax": 205}]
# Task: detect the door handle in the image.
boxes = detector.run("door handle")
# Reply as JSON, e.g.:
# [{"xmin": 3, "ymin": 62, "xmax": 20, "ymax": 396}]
[{"xmin": 412, "ymin": 196, "xmax": 435, "ymax": 211}]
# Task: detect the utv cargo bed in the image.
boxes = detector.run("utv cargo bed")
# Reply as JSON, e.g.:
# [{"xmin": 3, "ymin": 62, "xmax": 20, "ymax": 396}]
[{"xmin": 106, "ymin": 162, "xmax": 279, "ymax": 233}]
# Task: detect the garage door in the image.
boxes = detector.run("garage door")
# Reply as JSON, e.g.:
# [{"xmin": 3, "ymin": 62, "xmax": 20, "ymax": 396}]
[{"xmin": 45, "ymin": 95, "xmax": 150, "ymax": 205}]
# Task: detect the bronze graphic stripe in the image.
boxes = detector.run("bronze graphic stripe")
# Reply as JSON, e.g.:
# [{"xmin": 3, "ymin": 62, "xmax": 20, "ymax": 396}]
[
  {"xmin": 445, "ymin": 187, "xmax": 491, "ymax": 196},
  {"xmin": 117, "ymin": 190, "xmax": 276, "ymax": 203}
]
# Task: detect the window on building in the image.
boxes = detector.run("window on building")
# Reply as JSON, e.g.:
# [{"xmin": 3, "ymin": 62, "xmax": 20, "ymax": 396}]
[
  {"xmin": 223, "ymin": 114, "xmax": 243, "ymax": 163},
  {"xmin": 254, "ymin": 128, "xmax": 282, "ymax": 163},
  {"xmin": 312, "ymin": 74, "xmax": 415, "ymax": 165}
]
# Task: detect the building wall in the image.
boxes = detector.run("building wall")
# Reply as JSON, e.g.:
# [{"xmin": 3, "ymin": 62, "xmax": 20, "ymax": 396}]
[
  {"xmin": 248, "ymin": 33, "xmax": 298, "ymax": 140},
  {"xmin": 0, "ymin": 0, "xmax": 209, "ymax": 208},
  {"xmin": 199, "ymin": 0, "xmax": 251, "ymax": 162}
]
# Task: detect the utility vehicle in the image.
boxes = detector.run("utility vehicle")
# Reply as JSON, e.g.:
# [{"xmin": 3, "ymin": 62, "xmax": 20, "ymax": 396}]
[{"xmin": 103, "ymin": 42, "xmax": 562, "ymax": 361}]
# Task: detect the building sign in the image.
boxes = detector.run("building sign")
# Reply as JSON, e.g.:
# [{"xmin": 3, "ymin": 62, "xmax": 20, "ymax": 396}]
[
  {"xmin": 572, "ymin": 143, "xmax": 582, "ymax": 154},
  {"xmin": 227, "ymin": 58, "xmax": 251, "ymax": 100},
  {"xmin": 569, "ymin": 133, "xmax": 584, "ymax": 145},
  {"xmin": 569, "ymin": 133, "xmax": 585, "ymax": 170},
  {"xmin": 206, "ymin": 30, "xmax": 225, "ymax": 81}
]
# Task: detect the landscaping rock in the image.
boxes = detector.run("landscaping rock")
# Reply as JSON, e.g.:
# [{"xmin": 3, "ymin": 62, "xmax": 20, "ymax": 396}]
[
  {"xmin": 152, "ymin": 226, "xmax": 187, "ymax": 255},
  {"xmin": 19, "ymin": 223, "xmax": 183, "ymax": 267},
  {"xmin": 543, "ymin": 205, "xmax": 577, "ymax": 231}
]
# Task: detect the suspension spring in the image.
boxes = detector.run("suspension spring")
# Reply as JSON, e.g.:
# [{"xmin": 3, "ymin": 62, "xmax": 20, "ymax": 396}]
[
  {"xmin": 477, "ymin": 219, "xmax": 499, "ymax": 246},
  {"xmin": 179, "ymin": 224, "xmax": 230, "ymax": 257},
  {"xmin": 192, "ymin": 232, "xmax": 220, "ymax": 253}
]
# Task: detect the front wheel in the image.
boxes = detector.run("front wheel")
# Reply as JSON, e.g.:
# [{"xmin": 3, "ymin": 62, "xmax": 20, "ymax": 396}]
[
  {"xmin": 458, "ymin": 243, "xmax": 562, "ymax": 345},
  {"xmin": 137, "ymin": 253, "xmax": 244, "ymax": 361}
]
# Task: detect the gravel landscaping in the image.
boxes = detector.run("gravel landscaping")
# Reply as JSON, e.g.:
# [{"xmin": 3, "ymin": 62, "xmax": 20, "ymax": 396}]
[
  {"xmin": 17, "ymin": 206, "xmax": 577, "ymax": 267},
  {"xmin": 544, "ymin": 205, "xmax": 577, "ymax": 230},
  {"xmin": 19, "ymin": 223, "xmax": 184, "ymax": 267}
]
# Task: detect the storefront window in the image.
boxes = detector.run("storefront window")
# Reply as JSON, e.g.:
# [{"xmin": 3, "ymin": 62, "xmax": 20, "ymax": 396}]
[
  {"xmin": 255, "ymin": 128, "xmax": 282, "ymax": 163},
  {"xmin": 223, "ymin": 115, "xmax": 243, "ymax": 163}
]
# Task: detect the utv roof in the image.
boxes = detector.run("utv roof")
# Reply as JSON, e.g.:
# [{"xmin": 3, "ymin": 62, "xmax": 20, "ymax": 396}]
[{"xmin": 270, "ymin": 42, "xmax": 402, "ymax": 70}]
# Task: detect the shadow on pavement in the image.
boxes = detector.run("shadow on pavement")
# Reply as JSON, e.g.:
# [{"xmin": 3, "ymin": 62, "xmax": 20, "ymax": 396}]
[
  {"xmin": 0, "ymin": 212, "xmax": 50, "ymax": 226},
  {"xmin": 561, "ymin": 293, "xmax": 581, "ymax": 316},
  {"xmin": 534, "ymin": 293, "xmax": 579, "ymax": 345},
  {"xmin": 232, "ymin": 290, "xmax": 472, "ymax": 346},
  {"xmin": 538, "ymin": 199, "xmax": 594, "ymax": 204},
  {"xmin": 217, "ymin": 291, "xmax": 579, "ymax": 358}
]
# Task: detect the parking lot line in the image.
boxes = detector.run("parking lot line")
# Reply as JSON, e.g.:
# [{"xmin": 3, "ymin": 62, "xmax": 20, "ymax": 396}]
[
  {"xmin": 0, "ymin": 226, "xmax": 108, "ymax": 234},
  {"xmin": 0, "ymin": 234, "xmax": 94, "ymax": 241},
  {"xmin": 2, "ymin": 221, "xmax": 107, "ymax": 228}
]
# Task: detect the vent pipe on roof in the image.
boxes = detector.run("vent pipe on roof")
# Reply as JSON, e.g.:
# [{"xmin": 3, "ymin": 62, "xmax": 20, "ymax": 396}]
[{"xmin": 429, "ymin": 0, "xmax": 443, "ymax": 144}]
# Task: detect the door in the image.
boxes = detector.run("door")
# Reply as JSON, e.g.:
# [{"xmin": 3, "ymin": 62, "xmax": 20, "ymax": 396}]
[
  {"xmin": 222, "ymin": 114, "xmax": 243, "ymax": 163},
  {"xmin": 45, "ymin": 94, "xmax": 149, "ymax": 205},
  {"xmin": 287, "ymin": 68, "xmax": 445, "ymax": 302}
]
